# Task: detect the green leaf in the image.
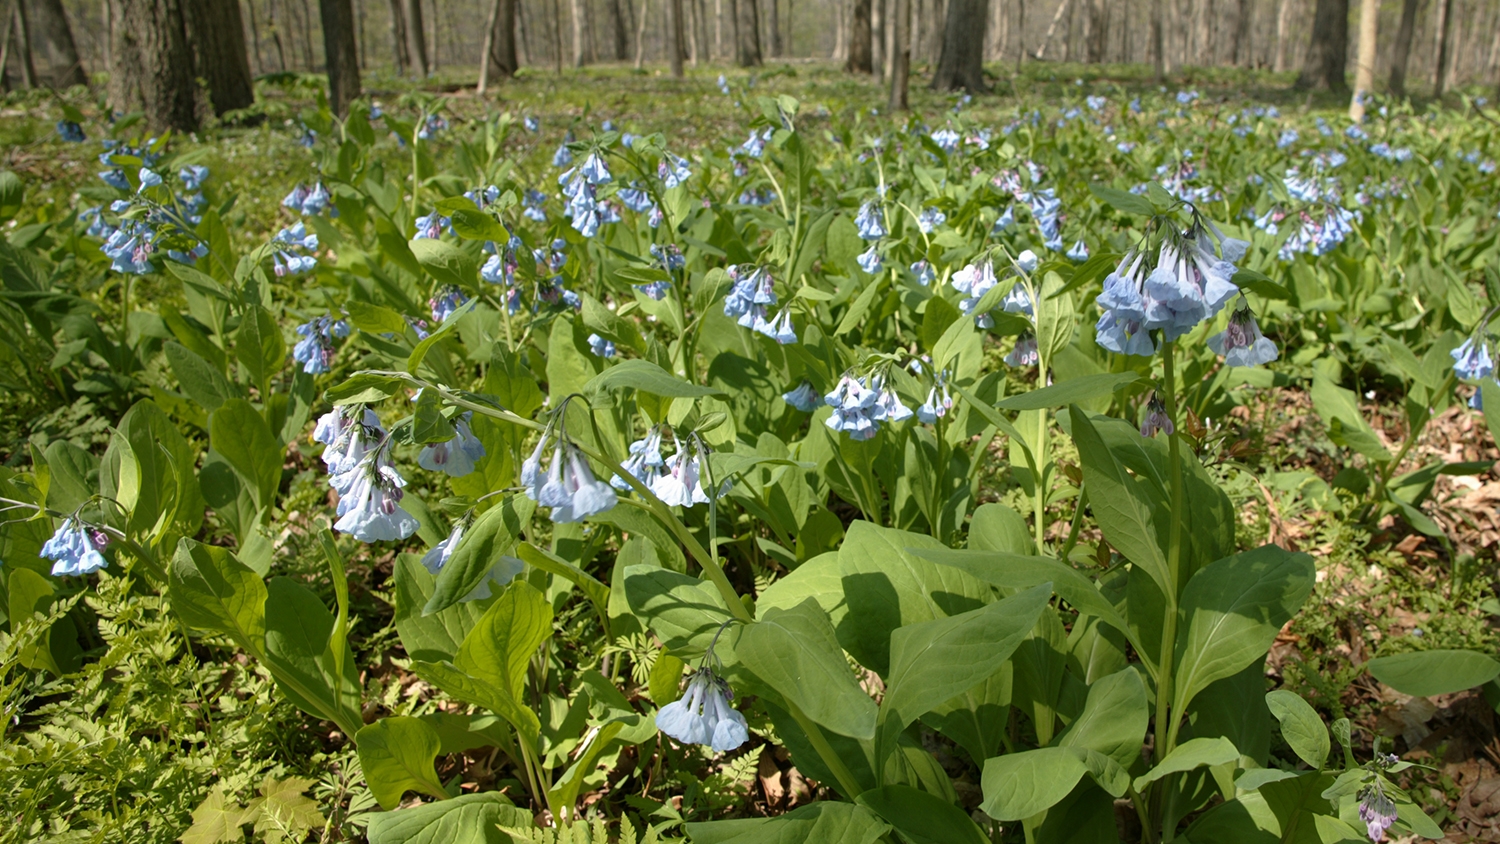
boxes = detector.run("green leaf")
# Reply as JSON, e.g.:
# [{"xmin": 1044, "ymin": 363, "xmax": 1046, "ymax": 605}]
[
  {"xmin": 685, "ymin": 800, "xmax": 891, "ymax": 844},
  {"xmin": 8, "ymin": 567, "xmax": 82, "ymax": 676},
  {"xmin": 245, "ymin": 776, "xmax": 325, "ymax": 841},
  {"xmin": 365, "ymin": 793, "xmax": 531, "ymax": 844},
  {"xmin": 1310, "ymin": 372, "xmax": 1392, "ymax": 462},
  {"xmin": 980, "ymin": 746, "xmax": 1090, "ymax": 821},
  {"xmin": 1231, "ymin": 268, "xmax": 1291, "ymax": 300},
  {"xmin": 346, "ymin": 300, "xmax": 409, "ymax": 335},
  {"xmin": 392, "ymin": 555, "xmax": 485, "ymax": 662},
  {"xmin": 736, "ymin": 598, "xmax": 879, "ymax": 740},
  {"xmin": 409, "ymin": 237, "xmax": 479, "ymax": 288},
  {"xmin": 1056, "ymin": 667, "xmax": 1150, "ymax": 768},
  {"xmin": 1068, "ymin": 406, "xmax": 1171, "ymax": 597},
  {"xmin": 623, "ymin": 564, "xmax": 734, "ymax": 658},
  {"xmin": 855, "ymin": 785, "xmax": 988, "ymax": 844},
  {"xmin": 407, "ymin": 299, "xmax": 475, "ymax": 375},
  {"xmin": 448, "ymin": 207, "xmax": 508, "ymax": 242},
  {"xmin": 1481, "ymin": 382, "xmax": 1500, "ymax": 447},
  {"xmin": 170, "ymin": 539, "xmax": 267, "ymax": 654},
  {"xmin": 328, "ymin": 372, "xmax": 405, "ymax": 405},
  {"xmin": 209, "ymin": 398, "xmax": 283, "ymax": 515},
  {"xmin": 967, "ymin": 502, "xmax": 1034, "ymax": 554},
  {"xmin": 1265, "ymin": 690, "xmax": 1329, "ymax": 770},
  {"xmin": 583, "ymin": 359, "xmax": 726, "ymax": 399},
  {"xmin": 166, "ymin": 341, "xmax": 237, "ymax": 412},
  {"xmin": 547, "ymin": 721, "xmax": 624, "ymax": 823},
  {"xmin": 878, "ymin": 584, "xmax": 1050, "ymax": 761},
  {"xmin": 0, "ymin": 171, "xmax": 24, "ymax": 223},
  {"xmin": 1132, "ymin": 736, "xmax": 1240, "ymax": 792},
  {"xmin": 262, "ymin": 577, "xmax": 363, "ymax": 736},
  {"xmin": 836, "ymin": 277, "xmax": 883, "ymax": 335},
  {"xmin": 235, "ymin": 305, "xmax": 285, "ymax": 391},
  {"xmin": 1172, "ymin": 546, "xmax": 1315, "ymax": 717},
  {"xmin": 997, "ymin": 373, "xmax": 1140, "ymax": 411},
  {"xmin": 1366, "ymin": 649, "xmax": 1500, "ymax": 697},
  {"xmin": 425, "ymin": 495, "xmax": 533, "ymax": 615},
  {"xmin": 1090, "ymin": 184, "xmax": 1156, "ymax": 216},
  {"xmin": 181, "ymin": 790, "xmax": 252, "ymax": 844},
  {"xmin": 356, "ymin": 716, "xmax": 450, "ymax": 810},
  {"xmin": 514, "ymin": 542, "xmax": 609, "ymax": 625}
]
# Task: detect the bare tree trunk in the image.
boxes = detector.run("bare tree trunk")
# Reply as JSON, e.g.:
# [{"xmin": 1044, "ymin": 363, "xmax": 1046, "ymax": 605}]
[
  {"xmin": 318, "ymin": 0, "xmax": 359, "ymax": 115},
  {"xmin": 299, "ymin": 0, "xmax": 315, "ymax": 68},
  {"xmin": 736, "ymin": 0, "xmax": 760, "ymax": 65},
  {"xmin": 767, "ymin": 0, "xmax": 780, "ymax": 55},
  {"xmin": 846, "ymin": 0, "xmax": 871, "ymax": 71},
  {"xmin": 885, "ymin": 0, "xmax": 897, "ymax": 75},
  {"xmin": 984, "ymin": 0, "xmax": 1001, "ymax": 59},
  {"xmin": 1150, "ymin": 0, "xmax": 1163, "ymax": 75},
  {"xmin": 1273, "ymin": 0, "xmax": 1291, "ymax": 70},
  {"xmin": 832, "ymin": 0, "xmax": 845, "ymax": 59},
  {"xmin": 571, "ymin": 0, "xmax": 585, "ymax": 65},
  {"xmin": 872, "ymin": 0, "xmax": 884, "ymax": 71},
  {"xmin": 401, "ymin": 0, "xmax": 427, "ymax": 75},
  {"xmin": 1350, "ymin": 0, "xmax": 1376, "ymax": 117},
  {"xmin": 714, "ymin": 0, "xmax": 723, "ymax": 57},
  {"xmin": 29, "ymin": 0, "xmax": 86, "ymax": 86},
  {"xmin": 479, "ymin": 0, "xmax": 516, "ymax": 89},
  {"xmin": 550, "ymin": 0, "xmax": 563, "ymax": 71},
  {"xmin": 1037, "ymin": 0, "xmax": 1070, "ymax": 59},
  {"xmin": 108, "ymin": 0, "xmax": 197, "ymax": 131},
  {"xmin": 889, "ymin": 0, "xmax": 908, "ymax": 107},
  {"xmin": 1230, "ymin": 0, "xmax": 1250, "ymax": 64},
  {"xmin": 931, "ymin": 0, "xmax": 986, "ymax": 89},
  {"xmin": 0, "ymin": 6, "xmax": 16, "ymax": 91},
  {"xmin": 1432, "ymin": 0, "xmax": 1453, "ymax": 96},
  {"xmin": 246, "ymin": 0, "xmax": 264, "ymax": 75},
  {"xmin": 607, "ymin": 0, "xmax": 628, "ymax": 58},
  {"xmin": 688, "ymin": 0, "xmax": 701, "ymax": 63},
  {"xmin": 666, "ymin": 0, "xmax": 684, "ymax": 73},
  {"xmin": 1295, "ymin": 0, "xmax": 1347, "ymax": 90},
  {"xmin": 1014, "ymin": 0, "xmax": 1024, "ymax": 67},
  {"xmin": 424, "ymin": 0, "xmax": 437, "ymax": 71},
  {"xmin": 386, "ymin": 0, "xmax": 406, "ymax": 72},
  {"xmin": 12, "ymin": 0, "xmax": 35, "ymax": 87},
  {"xmin": 1085, "ymin": 0, "xmax": 1105, "ymax": 61},
  {"xmin": 183, "ymin": 0, "xmax": 255, "ymax": 115},
  {"xmin": 633, "ymin": 0, "xmax": 649, "ymax": 66}
]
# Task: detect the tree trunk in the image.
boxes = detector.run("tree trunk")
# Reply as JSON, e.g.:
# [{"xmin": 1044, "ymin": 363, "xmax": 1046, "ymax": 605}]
[
  {"xmin": 633, "ymin": 0, "xmax": 649, "ymax": 66},
  {"xmin": 714, "ymin": 0, "xmax": 723, "ymax": 57},
  {"xmin": 1037, "ymin": 0, "xmax": 1069, "ymax": 59},
  {"xmin": 930, "ymin": 0, "xmax": 986, "ymax": 90},
  {"xmin": 1432, "ymin": 0, "xmax": 1453, "ymax": 96},
  {"xmin": 246, "ymin": 0, "xmax": 264, "ymax": 75},
  {"xmin": 767, "ymin": 0, "xmax": 780, "ymax": 56},
  {"xmin": 889, "ymin": 0, "xmax": 908, "ymax": 107},
  {"xmin": 736, "ymin": 0, "xmax": 760, "ymax": 65},
  {"xmin": 182, "ymin": 0, "xmax": 255, "ymax": 115},
  {"xmin": 846, "ymin": 0, "xmax": 871, "ymax": 71},
  {"xmin": 318, "ymin": 0, "xmax": 359, "ymax": 114},
  {"xmin": 424, "ymin": 0, "xmax": 437, "ymax": 71},
  {"xmin": 386, "ymin": 0, "xmax": 407, "ymax": 72},
  {"xmin": 1230, "ymin": 0, "xmax": 1250, "ymax": 64},
  {"xmin": 1350, "ymin": 0, "xmax": 1376, "ymax": 117},
  {"xmin": 1085, "ymin": 0, "xmax": 1105, "ymax": 61},
  {"xmin": 1294, "ymin": 0, "xmax": 1346, "ymax": 90},
  {"xmin": 667, "ymin": 0, "xmax": 684, "ymax": 74},
  {"xmin": 687, "ymin": 0, "xmax": 701, "ymax": 64},
  {"xmin": 12, "ymin": 0, "xmax": 35, "ymax": 87},
  {"xmin": 401, "ymin": 0, "xmax": 427, "ymax": 75},
  {"xmin": 607, "ymin": 0, "xmax": 628, "ymax": 58},
  {"xmin": 478, "ymin": 0, "xmax": 517, "ymax": 90},
  {"xmin": 832, "ymin": 0, "xmax": 845, "ymax": 59},
  {"xmin": 872, "ymin": 0, "xmax": 884, "ymax": 72},
  {"xmin": 571, "ymin": 0, "xmax": 586, "ymax": 65},
  {"xmin": 108, "ymin": 0, "xmax": 197, "ymax": 131},
  {"xmin": 29, "ymin": 0, "xmax": 85, "ymax": 87},
  {"xmin": 1273, "ymin": 0, "xmax": 1291, "ymax": 70}
]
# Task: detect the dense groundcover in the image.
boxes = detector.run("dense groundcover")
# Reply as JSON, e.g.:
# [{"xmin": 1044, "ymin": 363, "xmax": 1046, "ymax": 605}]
[{"xmin": 2, "ymin": 64, "xmax": 1500, "ymax": 843}]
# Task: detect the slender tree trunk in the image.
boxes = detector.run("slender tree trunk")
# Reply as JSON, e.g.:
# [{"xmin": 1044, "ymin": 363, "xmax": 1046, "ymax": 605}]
[
  {"xmin": 318, "ymin": 0, "xmax": 359, "ymax": 115},
  {"xmin": 714, "ymin": 0, "xmax": 723, "ymax": 57},
  {"xmin": 768, "ymin": 0, "xmax": 781, "ymax": 56},
  {"xmin": 607, "ymin": 0, "xmax": 627, "ymax": 58},
  {"xmin": 1350, "ymin": 0, "xmax": 1376, "ymax": 117},
  {"xmin": 386, "ymin": 0, "xmax": 406, "ymax": 72},
  {"xmin": 663, "ymin": 0, "xmax": 682, "ymax": 73},
  {"xmin": 13, "ymin": 0, "xmax": 35, "ymax": 87},
  {"xmin": 0, "ymin": 5, "xmax": 16, "ymax": 91},
  {"xmin": 872, "ymin": 0, "xmax": 884, "ymax": 71},
  {"xmin": 571, "ymin": 0, "xmax": 585, "ymax": 65},
  {"xmin": 183, "ymin": 0, "xmax": 255, "ymax": 115},
  {"xmin": 299, "ymin": 0, "xmax": 315, "ymax": 68},
  {"xmin": 1273, "ymin": 0, "xmax": 1290, "ymax": 70},
  {"xmin": 355, "ymin": 0, "xmax": 365, "ymax": 69},
  {"xmin": 550, "ymin": 0, "xmax": 563, "ymax": 71},
  {"xmin": 1230, "ymin": 0, "xmax": 1250, "ymax": 64},
  {"xmin": 889, "ymin": 0, "xmax": 908, "ymax": 107},
  {"xmin": 29, "ymin": 0, "xmax": 86, "ymax": 86},
  {"xmin": 846, "ymin": 0, "xmax": 871, "ymax": 71},
  {"xmin": 984, "ymin": 0, "xmax": 1001, "ymax": 59},
  {"xmin": 832, "ymin": 0, "xmax": 845, "ymax": 59},
  {"xmin": 1432, "ymin": 0, "xmax": 1453, "ymax": 96},
  {"xmin": 401, "ymin": 0, "xmax": 427, "ymax": 75},
  {"xmin": 930, "ymin": 0, "xmax": 986, "ymax": 89},
  {"xmin": 478, "ymin": 0, "xmax": 516, "ymax": 89},
  {"xmin": 687, "ymin": 0, "xmax": 701, "ymax": 63},
  {"xmin": 885, "ymin": 0, "xmax": 897, "ymax": 75},
  {"xmin": 736, "ymin": 0, "xmax": 761, "ymax": 65},
  {"xmin": 1295, "ymin": 0, "xmax": 1347, "ymax": 90},
  {"xmin": 108, "ymin": 0, "xmax": 197, "ymax": 131},
  {"xmin": 1037, "ymin": 0, "xmax": 1069, "ymax": 59},
  {"xmin": 1014, "ymin": 0, "xmax": 1024, "ymax": 67},
  {"xmin": 424, "ymin": 0, "xmax": 437, "ymax": 71},
  {"xmin": 633, "ymin": 0, "xmax": 649, "ymax": 66}
]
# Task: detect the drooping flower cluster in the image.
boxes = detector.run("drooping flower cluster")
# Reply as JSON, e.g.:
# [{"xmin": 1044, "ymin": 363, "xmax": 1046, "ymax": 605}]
[
  {"xmin": 1140, "ymin": 393, "xmax": 1173, "ymax": 438},
  {"xmin": 293, "ymin": 315, "xmax": 351, "ymax": 374},
  {"xmin": 97, "ymin": 139, "xmax": 161, "ymax": 191},
  {"xmin": 655, "ymin": 667, "xmax": 749, "ymax": 753},
  {"xmin": 825, "ymin": 371, "xmax": 913, "ymax": 441},
  {"xmin": 723, "ymin": 265, "xmax": 795, "ymax": 343},
  {"xmin": 41, "ymin": 518, "xmax": 110, "ymax": 577},
  {"xmin": 1253, "ymin": 169, "xmax": 1361, "ymax": 261},
  {"xmin": 1207, "ymin": 298, "xmax": 1279, "ymax": 368},
  {"xmin": 1357, "ymin": 781, "xmax": 1397, "ymax": 842},
  {"xmin": 1452, "ymin": 338, "xmax": 1495, "ymax": 409},
  {"xmin": 418, "ymin": 412, "xmax": 486, "ymax": 477},
  {"xmin": 272, "ymin": 221, "xmax": 320, "ymax": 276},
  {"xmin": 316, "ymin": 406, "xmax": 420, "ymax": 543},
  {"xmin": 560, "ymin": 152, "xmax": 620, "ymax": 238},
  {"xmin": 282, "ymin": 182, "xmax": 333, "ymax": 216},
  {"xmin": 522, "ymin": 424, "xmax": 617, "ymax": 523},
  {"xmin": 918, "ymin": 370, "xmax": 954, "ymax": 424},
  {"xmin": 429, "ymin": 286, "xmax": 469, "ymax": 323}
]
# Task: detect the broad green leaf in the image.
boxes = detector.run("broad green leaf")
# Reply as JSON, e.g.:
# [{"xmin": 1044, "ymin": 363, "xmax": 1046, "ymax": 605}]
[
  {"xmin": 180, "ymin": 791, "xmax": 253, "ymax": 844},
  {"xmin": 548, "ymin": 721, "xmax": 624, "ymax": 823},
  {"xmin": 0, "ymin": 170, "xmax": 24, "ymax": 223},
  {"xmin": 997, "ymin": 373, "xmax": 1139, "ymax": 411},
  {"xmin": 878, "ymin": 584, "xmax": 1050, "ymax": 761},
  {"xmin": 980, "ymin": 746, "xmax": 1089, "ymax": 821},
  {"xmin": 583, "ymin": 359, "xmax": 726, "ymax": 399},
  {"xmin": 42, "ymin": 440, "xmax": 96, "ymax": 515},
  {"xmin": 449, "ymin": 580, "xmax": 552, "ymax": 741},
  {"xmin": 366, "ymin": 793, "xmax": 530, "ymax": 844},
  {"xmin": 235, "ymin": 305, "xmax": 285, "ymax": 391},
  {"xmin": 170, "ymin": 539, "xmax": 267, "ymax": 654},
  {"xmin": 409, "ymin": 237, "xmax": 478, "ymax": 287},
  {"xmin": 209, "ymin": 398, "xmax": 282, "ymax": 515},
  {"xmin": 1056, "ymin": 667, "xmax": 1150, "ymax": 768},
  {"xmin": 1172, "ymin": 546, "xmax": 1315, "ymax": 717},
  {"xmin": 1067, "ymin": 406, "xmax": 1171, "ymax": 597},
  {"xmin": 622, "ymin": 564, "xmax": 733, "ymax": 658},
  {"xmin": 245, "ymin": 776, "xmax": 325, "ymax": 840},
  {"xmin": 327, "ymin": 372, "xmax": 405, "ymax": 405},
  {"xmin": 407, "ymin": 299, "xmax": 475, "ymax": 375},
  {"xmin": 1090, "ymin": 183, "xmax": 1156, "ymax": 216},
  {"xmin": 514, "ymin": 542, "xmax": 610, "ymax": 627},
  {"xmin": 356, "ymin": 716, "xmax": 449, "ymax": 809},
  {"xmin": 1366, "ymin": 649, "xmax": 1500, "ymax": 697},
  {"xmin": 736, "ymin": 598, "xmax": 878, "ymax": 740},
  {"xmin": 345, "ymin": 300, "xmax": 409, "ymax": 334},
  {"xmin": 166, "ymin": 341, "xmax": 237, "ymax": 412},
  {"xmin": 967, "ymin": 502, "xmax": 1034, "ymax": 554},
  {"xmin": 1265, "ymin": 690, "xmax": 1329, "ymax": 770},
  {"xmin": 425, "ymin": 494, "xmax": 533, "ymax": 615},
  {"xmin": 855, "ymin": 784, "xmax": 988, "ymax": 844},
  {"xmin": 1133, "ymin": 737, "xmax": 1240, "ymax": 792},
  {"xmin": 1310, "ymin": 372, "xmax": 1392, "ymax": 462},
  {"xmin": 685, "ymin": 800, "xmax": 891, "ymax": 844},
  {"xmin": 392, "ymin": 555, "xmax": 486, "ymax": 662},
  {"xmin": 262, "ymin": 577, "xmax": 363, "ymax": 736}
]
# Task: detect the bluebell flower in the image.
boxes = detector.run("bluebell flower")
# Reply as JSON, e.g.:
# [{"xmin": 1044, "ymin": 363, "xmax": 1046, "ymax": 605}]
[
  {"xmin": 910, "ymin": 260, "xmax": 935, "ymax": 286},
  {"xmin": 612, "ymin": 428, "xmax": 666, "ymax": 491},
  {"xmin": 1140, "ymin": 394, "xmax": 1173, "ymax": 438},
  {"xmin": 524, "ymin": 116, "xmax": 539, "ymax": 132},
  {"xmin": 647, "ymin": 206, "xmax": 664, "ymax": 228},
  {"xmin": 421, "ymin": 522, "xmax": 465, "ymax": 574},
  {"xmin": 480, "ymin": 252, "xmax": 515, "ymax": 286},
  {"xmin": 930, "ymin": 128, "xmax": 960, "ymax": 152},
  {"xmin": 917, "ymin": 207, "xmax": 946, "ymax": 233},
  {"xmin": 650, "ymin": 242, "xmax": 685, "ymax": 270},
  {"xmin": 80, "ymin": 206, "xmax": 110, "ymax": 238},
  {"xmin": 992, "ymin": 204, "xmax": 1015, "ymax": 234},
  {"xmin": 275, "ymin": 221, "xmax": 319, "ymax": 251},
  {"xmin": 1094, "ymin": 254, "xmax": 1158, "ymax": 357},
  {"xmin": 717, "ymin": 74, "xmax": 730, "ymax": 95},
  {"xmin": 854, "ymin": 201, "xmax": 887, "ymax": 240},
  {"xmin": 824, "ymin": 373, "xmax": 911, "ymax": 440},
  {"xmin": 738, "ymin": 188, "xmax": 776, "ymax": 206},
  {"xmin": 57, "ymin": 120, "xmax": 86, "ymax": 142},
  {"xmin": 102, "ymin": 225, "xmax": 155, "ymax": 274},
  {"xmin": 1067, "ymin": 240, "xmax": 1089, "ymax": 262},
  {"xmin": 1141, "ymin": 237, "xmax": 1241, "ymax": 341},
  {"xmin": 293, "ymin": 315, "xmax": 349, "ymax": 374},
  {"xmin": 1016, "ymin": 249, "xmax": 1039, "ymax": 274},
  {"xmin": 553, "ymin": 144, "xmax": 574, "ymax": 167},
  {"xmin": 1001, "ymin": 281, "xmax": 1033, "ymax": 315},
  {"xmin": 417, "ymin": 114, "xmax": 449, "ymax": 140},
  {"xmin": 857, "ymin": 244, "xmax": 883, "ymax": 275},
  {"xmin": 1357, "ymin": 782, "xmax": 1397, "ymax": 843},
  {"xmin": 100, "ymin": 168, "xmax": 130, "ymax": 190},
  {"xmin": 656, "ymin": 668, "xmax": 749, "ymax": 752},
  {"xmin": 417, "ymin": 412, "xmax": 485, "ymax": 477},
  {"xmin": 1208, "ymin": 299, "xmax": 1279, "ymax": 367},
  {"xmin": 618, "ymin": 185, "xmax": 654, "ymax": 213},
  {"xmin": 1453, "ymin": 338, "xmax": 1494, "ymax": 381},
  {"xmin": 659, "ymin": 153, "xmax": 692, "ymax": 188},
  {"xmin": 1176, "ymin": 90, "xmax": 1199, "ymax": 104},
  {"xmin": 782, "ymin": 381, "xmax": 822, "ymax": 412},
  {"xmin": 579, "ymin": 152, "xmax": 613, "ymax": 184},
  {"xmin": 168, "ymin": 243, "xmax": 210, "ymax": 265},
  {"xmin": 755, "ymin": 309, "xmax": 798, "ymax": 344},
  {"xmin": 179, "ymin": 165, "xmax": 209, "ymax": 191},
  {"xmin": 429, "ymin": 287, "xmax": 469, "ymax": 323},
  {"xmin": 1276, "ymin": 128, "xmax": 1299, "ymax": 149},
  {"xmin": 588, "ymin": 333, "xmax": 616, "ymax": 358},
  {"xmin": 41, "ymin": 518, "xmax": 109, "ymax": 577},
  {"xmin": 1129, "ymin": 97, "xmax": 1142, "ymax": 113},
  {"xmin": 534, "ymin": 444, "xmax": 618, "ymax": 522},
  {"xmin": 317, "ymin": 406, "xmax": 385, "ymax": 479},
  {"xmin": 741, "ymin": 128, "xmax": 772, "ymax": 158},
  {"xmin": 333, "ymin": 458, "xmax": 419, "ymax": 543},
  {"xmin": 951, "ymin": 259, "xmax": 999, "ymax": 324},
  {"xmin": 1086, "ymin": 95, "xmax": 1107, "ymax": 111},
  {"xmin": 298, "ymin": 126, "xmax": 317, "ymax": 147},
  {"xmin": 414, "ymin": 212, "xmax": 451, "ymax": 240},
  {"xmin": 1005, "ymin": 333, "xmax": 1039, "ymax": 367},
  {"xmin": 635, "ymin": 280, "xmax": 671, "ymax": 300},
  {"xmin": 137, "ymin": 167, "xmax": 163, "ymax": 192},
  {"xmin": 723, "ymin": 265, "xmax": 775, "ymax": 329},
  {"xmin": 917, "ymin": 371, "xmax": 954, "ymax": 424},
  {"xmin": 523, "ymin": 188, "xmax": 548, "ymax": 221}
]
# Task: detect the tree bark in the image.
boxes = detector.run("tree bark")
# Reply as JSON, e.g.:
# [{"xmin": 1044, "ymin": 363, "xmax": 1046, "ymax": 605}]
[
  {"xmin": 930, "ymin": 0, "xmax": 986, "ymax": 90},
  {"xmin": 889, "ymin": 0, "xmax": 908, "ymax": 107},
  {"xmin": 318, "ymin": 0, "xmax": 359, "ymax": 114},
  {"xmin": 766, "ymin": 0, "xmax": 780, "ymax": 56},
  {"xmin": 12, "ymin": 0, "xmax": 35, "ymax": 87},
  {"xmin": 846, "ymin": 0, "xmax": 871, "ymax": 72},
  {"xmin": 29, "ymin": 0, "xmax": 85, "ymax": 87},
  {"xmin": 872, "ymin": 0, "xmax": 884, "ymax": 72},
  {"xmin": 478, "ymin": 0, "xmax": 517, "ymax": 90},
  {"xmin": 1037, "ymin": 0, "xmax": 1069, "ymax": 59},
  {"xmin": 608, "ymin": 0, "xmax": 628, "ymax": 58},
  {"xmin": 571, "ymin": 0, "xmax": 586, "ymax": 65},
  {"xmin": 1273, "ymin": 0, "xmax": 1291, "ymax": 70},
  {"xmin": 246, "ymin": 0, "xmax": 264, "ymax": 75},
  {"xmin": 108, "ymin": 0, "xmax": 197, "ymax": 131},
  {"xmin": 633, "ymin": 0, "xmax": 649, "ymax": 67},
  {"xmin": 1350, "ymin": 0, "xmax": 1376, "ymax": 117},
  {"xmin": 1432, "ymin": 0, "xmax": 1453, "ymax": 97},
  {"xmin": 182, "ymin": 0, "xmax": 255, "ymax": 115},
  {"xmin": 667, "ymin": 0, "xmax": 685, "ymax": 74},
  {"xmin": 401, "ymin": 0, "xmax": 427, "ymax": 76},
  {"xmin": 736, "ymin": 0, "xmax": 761, "ymax": 65},
  {"xmin": 1294, "ymin": 0, "xmax": 1346, "ymax": 90},
  {"xmin": 387, "ymin": 0, "xmax": 407, "ymax": 72},
  {"xmin": 1230, "ymin": 0, "xmax": 1250, "ymax": 64}
]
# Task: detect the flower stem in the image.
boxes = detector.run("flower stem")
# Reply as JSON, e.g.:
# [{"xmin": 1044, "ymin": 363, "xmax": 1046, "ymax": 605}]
[
  {"xmin": 783, "ymin": 698, "xmax": 864, "ymax": 799},
  {"xmin": 1155, "ymin": 340, "xmax": 1187, "ymax": 841}
]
